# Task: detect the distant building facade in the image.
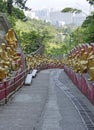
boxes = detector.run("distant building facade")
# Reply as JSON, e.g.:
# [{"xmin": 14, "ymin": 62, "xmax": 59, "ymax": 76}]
[{"xmin": 25, "ymin": 8, "xmax": 86, "ymax": 27}]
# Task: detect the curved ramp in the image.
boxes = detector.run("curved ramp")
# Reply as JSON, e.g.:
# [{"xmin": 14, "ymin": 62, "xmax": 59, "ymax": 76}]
[{"xmin": 0, "ymin": 69, "xmax": 94, "ymax": 130}]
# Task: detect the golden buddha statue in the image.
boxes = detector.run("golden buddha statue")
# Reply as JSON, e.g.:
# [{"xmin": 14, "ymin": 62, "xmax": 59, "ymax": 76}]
[
  {"xmin": 26, "ymin": 55, "xmax": 36, "ymax": 70},
  {"xmin": 70, "ymin": 53, "xmax": 76, "ymax": 69},
  {"xmin": 67, "ymin": 56, "xmax": 72, "ymax": 67},
  {"xmin": 0, "ymin": 58, "xmax": 11, "ymax": 81},
  {"xmin": 26, "ymin": 56, "xmax": 30, "ymax": 70},
  {"xmin": 88, "ymin": 45, "xmax": 94, "ymax": 58},
  {"xmin": 9, "ymin": 45, "xmax": 21, "ymax": 66},
  {"xmin": 73, "ymin": 51, "xmax": 80, "ymax": 73},
  {"xmin": 0, "ymin": 66, "xmax": 6, "ymax": 82},
  {"xmin": 79, "ymin": 48, "xmax": 88, "ymax": 74},
  {"xmin": 5, "ymin": 28, "xmax": 18, "ymax": 48},
  {"xmin": 6, "ymin": 47, "xmax": 20, "ymax": 71},
  {"xmin": 87, "ymin": 54, "xmax": 94, "ymax": 81},
  {"xmin": 0, "ymin": 43, "xmax": 11, "ymax": 68}
]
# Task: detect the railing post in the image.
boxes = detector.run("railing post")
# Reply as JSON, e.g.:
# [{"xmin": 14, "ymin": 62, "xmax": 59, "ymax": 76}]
[{"xmin": 4, "ymin": 81, "xmax": 7, "ymax": 104}]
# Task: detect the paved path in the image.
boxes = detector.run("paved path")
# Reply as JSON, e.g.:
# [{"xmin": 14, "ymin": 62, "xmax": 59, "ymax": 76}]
[
  {"xmin": 0, "ymin": 69, "xmax": 94, "ymax": 130},
  {"xmin": 0, "ymin": 70, "xmax": 49, "ymax": 130},
  {"xmin": 37, "ymin": 70, "xmax": 89, "ymax": 130},
  {"xmin": 37, "ymin": 70, "xmax": 62, "ymax": 130}
]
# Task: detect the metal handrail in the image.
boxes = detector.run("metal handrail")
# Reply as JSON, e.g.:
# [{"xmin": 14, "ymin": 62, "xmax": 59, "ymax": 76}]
[{"xmin": 0, "ymin": 69, "xmax": 28, "ymax": 104}]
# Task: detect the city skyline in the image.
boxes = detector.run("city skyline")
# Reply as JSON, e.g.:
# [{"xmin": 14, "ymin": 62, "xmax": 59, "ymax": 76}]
[{"xmin": 26, "ymin": 0, "xmax": 91, "ymax": 14}]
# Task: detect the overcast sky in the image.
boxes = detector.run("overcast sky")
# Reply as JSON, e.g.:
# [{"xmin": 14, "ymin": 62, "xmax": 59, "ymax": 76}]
[{"xmin": 26, "ymin": 0, "xmax": 92, "ymax": 14}]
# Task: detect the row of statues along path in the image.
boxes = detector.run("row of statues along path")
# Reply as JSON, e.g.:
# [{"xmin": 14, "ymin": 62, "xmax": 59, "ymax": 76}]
[{"xmin": 1, "ymin": 28, "xmax": 94, "ymax": 82}]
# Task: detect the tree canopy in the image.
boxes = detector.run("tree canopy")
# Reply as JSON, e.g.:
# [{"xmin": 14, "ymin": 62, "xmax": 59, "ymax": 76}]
[
  {"xmin": 87, "ymin": 0, "xmax": 94, "ymax": 5},
  {"xmin": 61, "ymin": 7, "xmax": 82, "ymax": 14},
  {"xmin": 7, "ymin": 0, "xmax": 28, "ymax": 15}
]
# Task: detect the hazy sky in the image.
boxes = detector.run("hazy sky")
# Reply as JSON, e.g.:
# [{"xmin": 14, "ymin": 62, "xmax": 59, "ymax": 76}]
[{"xmin": 26, "ymin": 0, "xmax": 91, "ymax": 13}]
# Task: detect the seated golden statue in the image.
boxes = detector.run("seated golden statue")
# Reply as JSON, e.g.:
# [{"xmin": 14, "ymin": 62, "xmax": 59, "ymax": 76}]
[
  {"xmin": 0, "ymin": 59, "xmax": 10, "ymax": 81},
  {"xmin": 0, "ymin": 43, "xmax": 20, "ymax": 72},
  {"xmin": 9, "ymin": 45, "xmax": 21, "ymax": 62},
  {"xmin": 5, "ymin": 28, "xmax": 18, "ymax": 48},
  {"xmin": 70, "ymin": 53, "xmax": 76, "ymax": 69},
  {"xmin": 88, "ymin": 54, "xmax": 94, "ymax": 81},
  {"xmin": 79, "ymin": 48, "xmax": 88, "ymax": 74},
  {"xmin": 6, "ymin": 47, "xmax": 20, "ymax": 71},
  {"xmin": 26, "ymin": 56, "xmax": 31, "ymax": 70},
  {"xmin": 26, "ymin": 55, "xmax": 37, "ymax": 70},
  {"xmin": 0, "ymin": 43, "xmax": 11, "ymax": 68},
  {"xmin": 88, "ymin": 45, "xmax": 94, "ymax": 58},
  {"xmin": 73, "ymin": 52, "xmax": 81, "ymax": 73},
  {"xmin": 0, "ymin": 66, "xmax": 6, "ymax": 82},
  {"xmin": 66, "ymin": 56, "xmax": 70, "ymax": 66}
]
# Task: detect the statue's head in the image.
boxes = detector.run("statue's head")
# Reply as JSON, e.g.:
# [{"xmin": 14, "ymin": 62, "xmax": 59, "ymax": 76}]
[
  {"xmin": 88, "ymin": 45, "xmax": 93, "ymax": 52},
  {"xmin": 1, "ymin": 43, "xmax": 6, "ymax": 50}
]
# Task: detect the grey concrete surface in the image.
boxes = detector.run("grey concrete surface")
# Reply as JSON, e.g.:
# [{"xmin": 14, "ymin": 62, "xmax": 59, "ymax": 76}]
[
  {"xmin": 0, "ymin": 70, "xmax": 49, "ymax": 130},
  {"xmin": 37, "ymin": 70, "xmax": 62, "ymax": 130},
  {"xmin": 0, "ymin": 69, "xmax": 94, "ymax": 130},
  {"xmin": 37, "ymin": 70, "xmax": 88, "ymax": 130},
  {"xmin": 59, "ymin": 70, "xmax": 94, "ymax": 114}
]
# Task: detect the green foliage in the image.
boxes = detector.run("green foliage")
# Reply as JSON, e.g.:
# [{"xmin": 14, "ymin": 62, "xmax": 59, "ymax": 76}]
[
  {"xmin": 60, "ymin": 2, "xmax": 94, "ymax": 53},
  {"xmin": 7, "ymin": 0, "xmax": 28, "ymax": 15},
  {"xmin": 19, "ymin": 31, "xmax": 41, "ymax": 54},
  {"xmin": 61, "ymin": 7, "xmax": 82, "ymax": 14},
  {"xmin": 81, "ymin": 12, "xmax": 94, "ymax": 43},
  {"xmin": 82, "ymin": 12, "xmax": 94, "ymax": 27},
  {"xmin": 6, "ymin": 8, "xmax": 25, "ymax": 27},
  {"xmin": 0, "ymin": 0, "xmax": 7, "ymax": 13},
  {"xmin": 87, "ymin": 0, "xmax": 94, "ymax": 5},
  {"xmin": 12, "ymin": 7, "xmax": 26, "ymax": 20},
  {"xmin": 7, "ymin": 15, "xmax": 16, "ymax": 27},
  {"xmin": 15, "ymin": 19, "xmax": 59, "ymax": 54},
  {"xmin": 0, "ymin": 0, "xmax": 26, "ymax": 26},
  {"xmin": 14, "ymin": 0, "xmax": 28, "ymax": 9},
  {"xmin": 85, "ymin": 20, "xmax": 94, "ymax": 42},
  {"xmin": 7, "ymin": 0, "xmax": 13, "ymax": 14},
  {"xmin": 61, "ymin": 44, "xmax": 69, "ymax": 54},
  {"xmin": 63, "ymin": 10, "xmax": 94, "ymax": 51}
]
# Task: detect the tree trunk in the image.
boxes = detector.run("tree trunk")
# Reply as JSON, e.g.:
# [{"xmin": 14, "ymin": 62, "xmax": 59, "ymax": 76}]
[{"xmin": 7, "ymin": 0, "xmax": 13, "ymax": 15}]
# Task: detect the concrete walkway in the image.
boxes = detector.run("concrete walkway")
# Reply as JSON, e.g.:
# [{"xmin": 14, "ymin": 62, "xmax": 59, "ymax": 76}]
[
  {"xmin": 37, "ymin": 70, "xmax": 62, "ymax": 130},
  {"xmin": 0, "ymin": 69, "xmax": 94, "ymax": 130},
  {"xmin": 0, "ymin": 70, "xmax": 49, "ymax": 130},
  {"xmin": 37, "ymin": 70, "xmax": 89, "ymax": 130}
]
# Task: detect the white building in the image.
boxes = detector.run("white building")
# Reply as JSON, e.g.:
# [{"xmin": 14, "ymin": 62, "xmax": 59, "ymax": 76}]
[{"xmin": 25, "ymin": 8, "xmax": 86, "ymax": 27}]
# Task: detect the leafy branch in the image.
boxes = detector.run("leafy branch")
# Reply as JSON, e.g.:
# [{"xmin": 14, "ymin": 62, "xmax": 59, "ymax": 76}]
[{"xmin": 61, "ymin": 7, "xmax": 82, "ymax": 14}]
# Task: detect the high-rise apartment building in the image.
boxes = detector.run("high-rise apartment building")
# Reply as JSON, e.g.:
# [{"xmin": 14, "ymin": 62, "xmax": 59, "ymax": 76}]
[{"xmin": 25, "ymin": 8, "xmax": 86, "ymax": 27}]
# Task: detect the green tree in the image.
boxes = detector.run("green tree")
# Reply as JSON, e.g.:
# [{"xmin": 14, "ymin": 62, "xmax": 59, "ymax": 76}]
[
  {"xmin": 82, "ymin": 12, "xmax": 94, "ymax": 43},
  {"xmin": 7, "ymin": 0, "xmax": 28, "ymax": 15},
  {"xmin": 0, "ymin": 0, "xmax": 7, "ymax": 13},
  {"xmin": 82, "ymin": 12, "xmax": 94, "ymax": 28},
  {"xmin": 7, "ymin": 0, "xmax": 13, "ymax": 14},
  {"xmin": 85, "ymin": 20, "xmax": 94, "ymax": 42},
  {"xmin": 19, "ymin": 31, "xmax": 41, "ymax": 54},
  {"xmin": 12, "ymin": 7, "xmax": 26, "ymax": 20},
  {"xmin": 61, "ymin": 7, "xmax": 82, "ymax": 14},
  {"xmin": 87, "ymin": 0, "xmax": 94, "ymax": 5}
]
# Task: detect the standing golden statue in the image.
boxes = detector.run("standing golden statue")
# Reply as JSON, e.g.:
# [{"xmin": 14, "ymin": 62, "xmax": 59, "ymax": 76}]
[
  {"xmin": 0, "ymin": 43, "xmax": 12, "ymax": 81},
  {"xmin": 5, "ymin": 28, "xmax": 18, "ymax": 48},
  {"xmin": 0, "ymin": 43, "xmax": 11, "ymax": 68}
]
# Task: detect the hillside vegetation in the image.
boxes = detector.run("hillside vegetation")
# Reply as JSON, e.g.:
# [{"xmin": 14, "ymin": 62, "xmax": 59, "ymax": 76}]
[
  {"xmin": 0, "ymin": 0, "xmax": 94, "ymax": 56},
  {"xmin": 14, "ymin": 18, "xmax": 65, "ymax": 55}
]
